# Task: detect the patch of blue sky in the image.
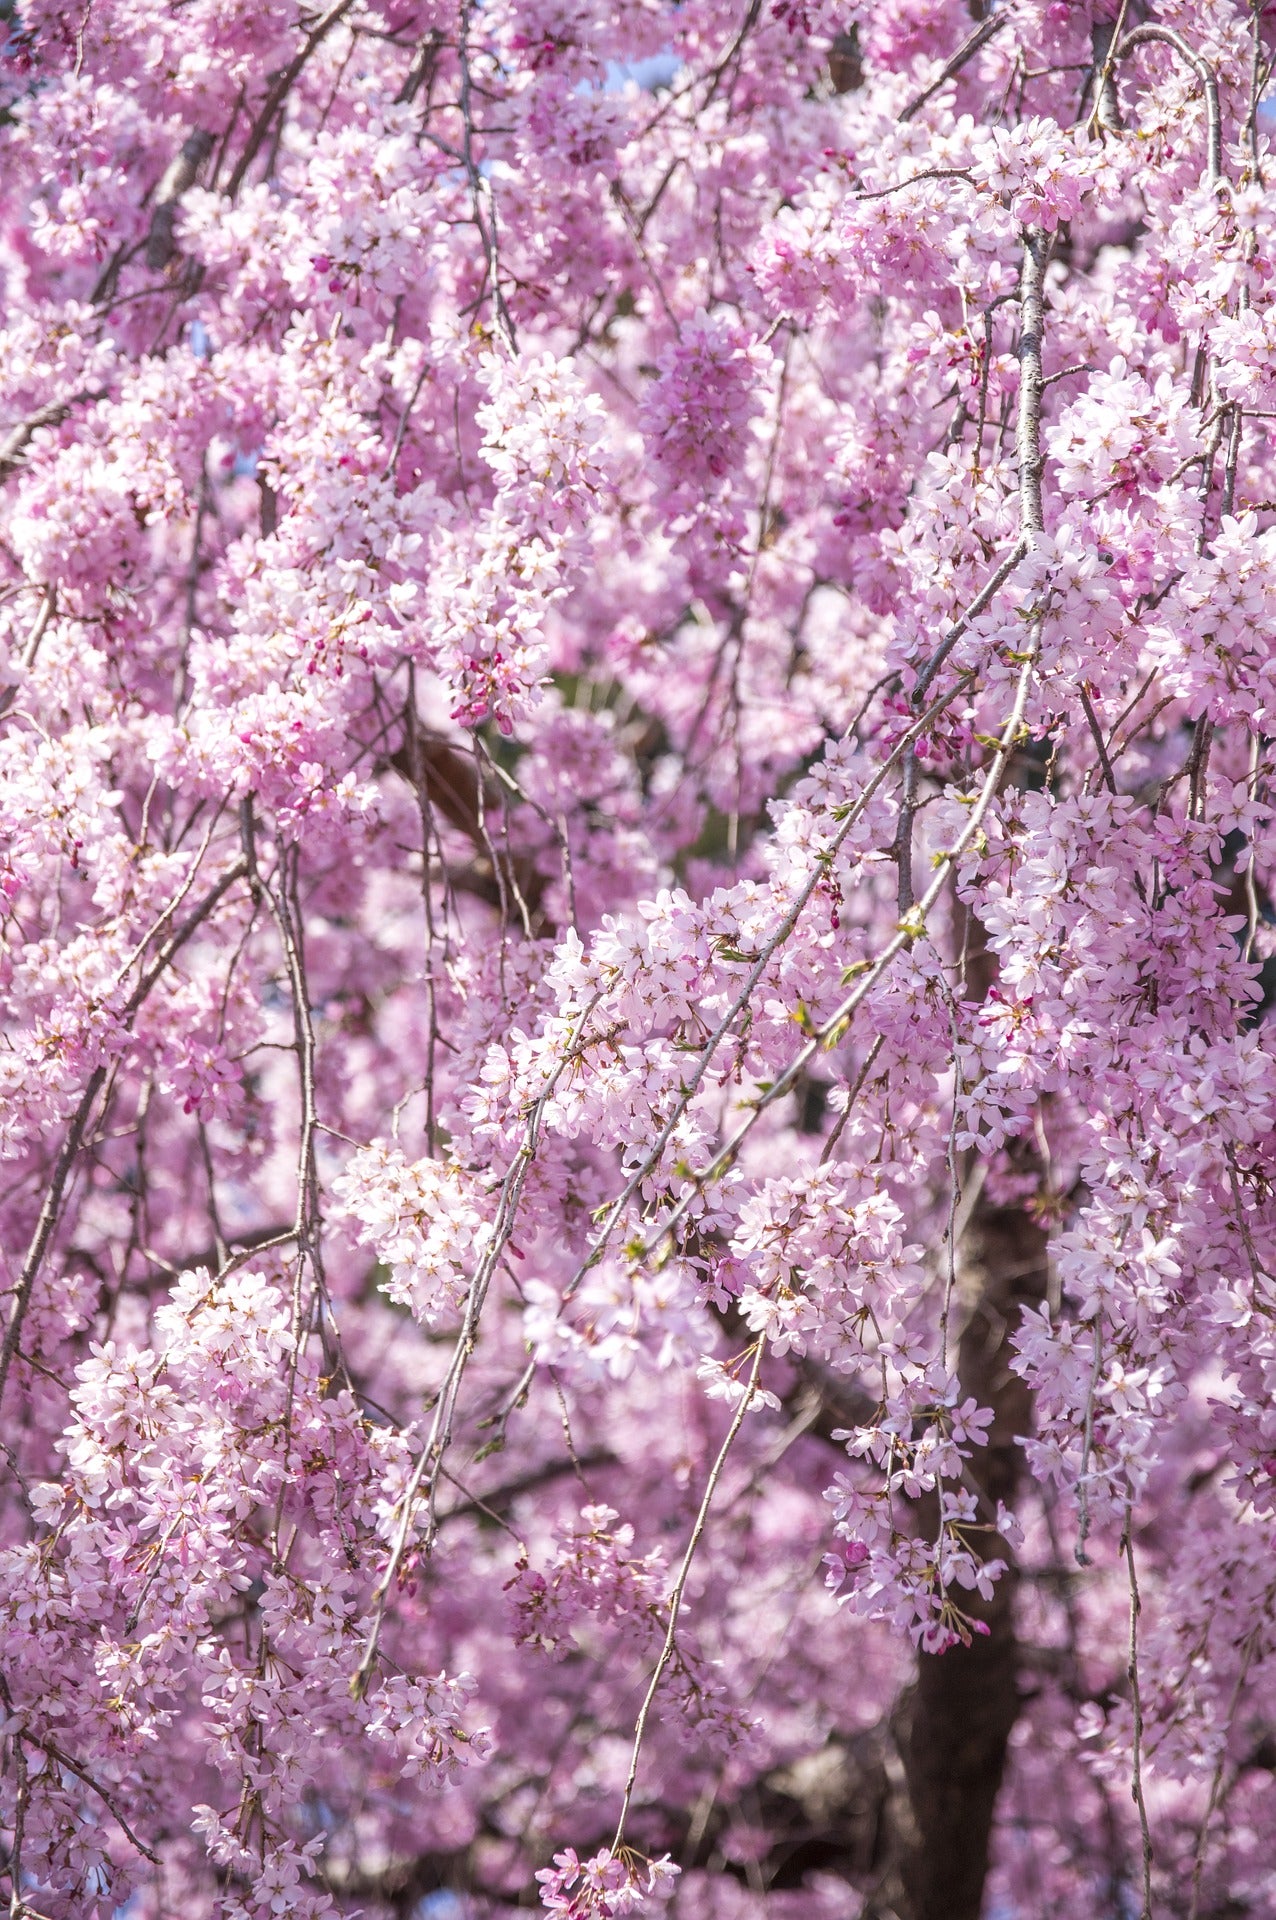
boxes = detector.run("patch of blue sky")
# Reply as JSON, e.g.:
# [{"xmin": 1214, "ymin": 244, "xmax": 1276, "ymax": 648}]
[
  {"xmin": 415, "ymin": 1892, "xmax": 467, "ymax": 1919},
  {"xmin": 603, "ymin": 52, "xmax": 681, "ymax": 93}
]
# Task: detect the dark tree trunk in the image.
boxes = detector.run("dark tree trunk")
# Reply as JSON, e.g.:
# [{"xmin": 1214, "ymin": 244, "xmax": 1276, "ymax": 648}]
[
  {"xmin": 885, "ymin": 1199, "xmax": 1049, "ymax": 1920},
  {"xmin": 865, "ymin": 818, "xmax": 1052, "ymax": 1918},
  {"xmin": 723, "ymin": 1198, "xmax": 1050, "ymax": 1920}
]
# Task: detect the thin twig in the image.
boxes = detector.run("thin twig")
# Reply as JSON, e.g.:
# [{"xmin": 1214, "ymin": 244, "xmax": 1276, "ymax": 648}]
[
  {"xmin": 457, "ymin": 0, "xmax": 515, "ymax": 351},
  {"xmin": 224, "ymin": 0, "xmax": 357, "ymax": 199},
  {"xmin": 0, "ymin": 858, "xmax": 247, "ymax": 1407},
  {"xmin": 1124, "ymin": 1520, "xmax": 1155, "ymax": 1919},
  {"xmin": 612, "ymin": 1341, "xmax": 766, "ymax": 1848},
  {"xmin": 351, "ymin": 987, "xmax": 606, "ymax": 1698},
  {"xmin": 1079, "ymin": 686, "xmax": 1118, "ymax": 793},
  {"xmin": 1188, "ymin": 1627, "xmax": 1260, "ymax": 1920},
  {"xmin": 852, "ymin": 166, "xmax": 974, "ymax": 204},
  {"xmin": 899, "ymin": 13, "xmax": 1008, "ymax": 124},
  {"xmin": 1116, "ymin": 25, "xmax": 1222, "ymax": 186},
  {"xmin": 1075, "ymin": 1313, "xmax": 1104, "ymax": 1568},
  {"xmin": 0, "ymin": 392, "xmax": 106, "ymax": 485},
  {"xmin": 912, "ymin": 537, "xmax": 1028, "ymax": 701}
]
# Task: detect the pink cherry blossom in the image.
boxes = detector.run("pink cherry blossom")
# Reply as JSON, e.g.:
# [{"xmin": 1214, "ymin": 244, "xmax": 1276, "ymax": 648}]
[{"xmin": 2, "ymin": 5, "xmax": 1276, "ymax": 1919}]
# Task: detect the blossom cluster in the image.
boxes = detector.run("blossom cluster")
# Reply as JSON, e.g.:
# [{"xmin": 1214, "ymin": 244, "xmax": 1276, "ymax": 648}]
[{"xmin": 3, "ymin": 2, "xmax": 1276, "ymax": 1918}]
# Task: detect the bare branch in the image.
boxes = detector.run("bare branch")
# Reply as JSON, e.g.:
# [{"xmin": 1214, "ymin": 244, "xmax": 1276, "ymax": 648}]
[
  {"xmin": 899, "ymin": 13, "xmax": 1008, "ymax": 124},
  {"xmin": 224, "ymin": 0, "xmax": 358, "ymax": 200},
  {"xmin": 145, "ymin": 129, "xmax": 214, "ymax": 269},
  {"xmin": 0, "ymin": 393, "xmax": 105, "ymax": 486}
]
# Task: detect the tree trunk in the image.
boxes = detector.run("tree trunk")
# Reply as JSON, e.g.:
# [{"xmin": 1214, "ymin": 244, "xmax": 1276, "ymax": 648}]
[
  {"xmin": 743, "ymin": 1198, "xmax": 1050, "ymax": 1919},
  {"xmin": 884, "ymin": 1198, "xmax": 1049, "ymax": 1920}
]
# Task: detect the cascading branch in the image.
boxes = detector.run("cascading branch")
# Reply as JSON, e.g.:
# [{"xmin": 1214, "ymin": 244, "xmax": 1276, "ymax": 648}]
[{"xmin": 1, "ymin": 1, "xmax": 1276, "ymax": 1916}]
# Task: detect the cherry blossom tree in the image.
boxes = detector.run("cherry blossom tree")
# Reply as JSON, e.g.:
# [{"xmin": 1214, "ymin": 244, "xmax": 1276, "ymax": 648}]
[{"xmin": 2, "ymin": 0, "xmax": 1276, "ymax": 1915}]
